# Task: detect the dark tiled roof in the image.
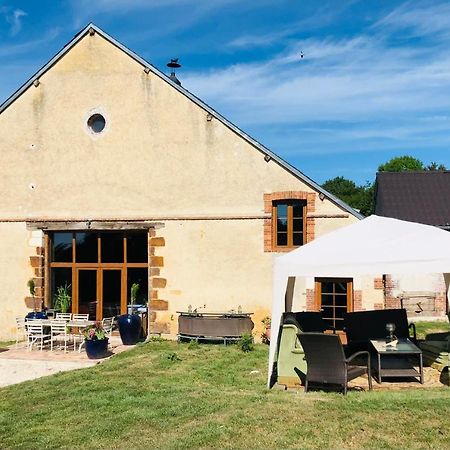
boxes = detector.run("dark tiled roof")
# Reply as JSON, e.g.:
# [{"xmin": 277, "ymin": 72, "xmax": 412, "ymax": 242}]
[{"xmin": 374, "ymin": 171, "xmax": 450, "ymax": 227}]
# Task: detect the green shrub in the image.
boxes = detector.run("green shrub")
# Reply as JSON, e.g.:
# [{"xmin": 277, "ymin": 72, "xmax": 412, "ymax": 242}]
[
  {"xmin": 188, "ymin": 340, "xmax": 200, "ymax": 350},
  {"xmin": 238, "ymin": 333, "xmax": 254, "ymax": 352}
]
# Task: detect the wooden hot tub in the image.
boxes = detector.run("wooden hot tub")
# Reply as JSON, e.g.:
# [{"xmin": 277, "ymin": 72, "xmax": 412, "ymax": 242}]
[{"xmin": 177, "ymin": 311, "xmax": 254, "ymax": 343}]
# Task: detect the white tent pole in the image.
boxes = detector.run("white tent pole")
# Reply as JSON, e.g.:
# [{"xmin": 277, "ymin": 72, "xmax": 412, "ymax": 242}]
[{"xmin": 267, "ymin": 269, "xmax": 288, "ymax": 387}]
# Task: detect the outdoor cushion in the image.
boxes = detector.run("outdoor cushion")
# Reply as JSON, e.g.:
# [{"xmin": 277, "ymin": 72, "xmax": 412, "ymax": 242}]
[{"xmin": 277, "ymin": 322, "xmax": 307, "ymax": 387}]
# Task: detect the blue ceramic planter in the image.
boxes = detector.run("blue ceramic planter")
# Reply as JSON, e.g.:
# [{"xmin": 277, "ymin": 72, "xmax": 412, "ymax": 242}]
[
  {"xmin": 25, "ymin": 311, "xmax": 48, "ymax": 320},
  {"xmin": 117, "ymin": 314, "xmax": 142, "ymax": 345},
  {"xmin": 85, "ymin": 338, "xmax": 109, "ymax": 359}
]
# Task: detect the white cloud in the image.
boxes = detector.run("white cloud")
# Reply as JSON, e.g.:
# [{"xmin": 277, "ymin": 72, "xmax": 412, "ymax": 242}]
[
  {"xmin": 0, "ymin": 7, "xmax": 27, "ymax": 35},
  {"xmin": 10, "ymin": 9, "xmax": 26, "ymax": 35},
  {"xmin": 0, "ymin": 27, "xmax": 60, "ymax": 57},
  {"xmin": 181, "ymin": 2, "xmax": 450, "ymax": 147},
  {"xmin": 373, "ymin": 1, "xmax": 450, "ymax": 38}
]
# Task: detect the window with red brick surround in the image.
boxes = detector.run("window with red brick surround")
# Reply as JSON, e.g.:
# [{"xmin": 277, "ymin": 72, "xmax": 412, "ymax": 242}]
[{"xmin": 264, "ymin": 191, "xmax": 316, "ymax": 252}]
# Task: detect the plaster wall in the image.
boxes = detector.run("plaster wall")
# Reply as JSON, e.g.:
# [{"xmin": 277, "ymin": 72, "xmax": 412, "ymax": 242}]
[
  {"xmin": 0, "ymin": 33, "xmax": 355, "ymax": 222},
  {"xmin": 0, "ymin": 223, "xmax": 34, "ymax": 339}
]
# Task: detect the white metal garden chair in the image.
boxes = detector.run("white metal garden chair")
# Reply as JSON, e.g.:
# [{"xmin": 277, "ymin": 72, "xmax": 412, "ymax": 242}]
[
  {"xmin": 26, "ymin": 322, "xmax": 51, "ymax": 351},
  {"xmin": 72, "ymin": 313, "xmax": 89, "ymax": 321},
  {"xmin": 50, "ymin": 320, "xmax": 73, "ymax": 352},
  {"xmin": 15, "ymin": 317, "xmax": 26, "ymax": 348},
  {"xmin": 102, "ymin": 317, "xmax": 115, "ymax": 339},
  {"xmin": 56, "ymin": 312, "xmax": 72, "ymax": 321}
]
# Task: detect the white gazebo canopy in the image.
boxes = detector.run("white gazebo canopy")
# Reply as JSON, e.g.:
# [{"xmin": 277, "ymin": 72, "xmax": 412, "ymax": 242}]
[{"xmin": 269, "ymin": 215, "xmax": 450, "ymax": 386}]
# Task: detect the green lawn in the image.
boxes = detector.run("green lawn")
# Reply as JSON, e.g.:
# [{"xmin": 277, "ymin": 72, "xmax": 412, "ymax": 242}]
[
  {"xmin": 1, "ymin": 337, "xmax": 450, "ymax": 449},
  {"xmin": 414, "ymin": 320, "xmax": 450, "ymax": 340}
]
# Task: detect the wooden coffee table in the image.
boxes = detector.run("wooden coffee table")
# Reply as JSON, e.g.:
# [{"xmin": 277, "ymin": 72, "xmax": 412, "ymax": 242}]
[{"xmin": 370, "ymin": 339, "xmax": 424, "ymax": 384}]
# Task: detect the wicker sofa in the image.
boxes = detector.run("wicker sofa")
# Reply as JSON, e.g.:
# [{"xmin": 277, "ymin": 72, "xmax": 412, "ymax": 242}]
[{"xmin": 344, "ymin": 308, "xmax": 417, "ymax": 353}]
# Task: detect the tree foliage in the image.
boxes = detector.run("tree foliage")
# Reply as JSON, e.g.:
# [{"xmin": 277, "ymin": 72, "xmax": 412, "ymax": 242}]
[
  {"xmin": 322, "ymin": 155, "xmax": 446, "ymax": 217},
  {"xmin": 322, "ymin": 176, "xmax": 374, "ymax": 216},
  {"xmin": 378, "ymin": 155, "xmax": 447, "ymax": 172}
]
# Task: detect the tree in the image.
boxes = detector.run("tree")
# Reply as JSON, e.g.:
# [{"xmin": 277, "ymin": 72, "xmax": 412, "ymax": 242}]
[
  {"xmin": 378, "ymin": 155, "xmax": 447, "ymax": 172},
  {"xmin": 426, "ymin": 161, "xmax": 447, "ymax": 171},
  {"xmin": 378, "ymin": 155, "xmax": 424, "ymax": 172},
  {"xmin": 322, "ymin": 176, "xmax": 374, "ymax": 217}
]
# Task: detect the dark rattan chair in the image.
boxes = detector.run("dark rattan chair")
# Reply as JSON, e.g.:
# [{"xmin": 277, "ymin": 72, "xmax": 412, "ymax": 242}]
[
  {"xmin": 294, "ymin": 312, "xmax": 336, "ymax": 333},
  {"xmin": 298, "ymin": 332, "xmax": 372, "ymax": 395}
]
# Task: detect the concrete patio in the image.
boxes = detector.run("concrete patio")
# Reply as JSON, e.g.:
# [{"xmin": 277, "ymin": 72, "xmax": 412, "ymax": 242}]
[{"xmin": 0, "ymin": 336, "xmax": 135, "ymax": 388}]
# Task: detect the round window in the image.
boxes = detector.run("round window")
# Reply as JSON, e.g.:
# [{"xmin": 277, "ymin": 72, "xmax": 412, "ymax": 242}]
[{"xmin": 87, "ymin": 114, "xmax": 106, "ymax": 133}]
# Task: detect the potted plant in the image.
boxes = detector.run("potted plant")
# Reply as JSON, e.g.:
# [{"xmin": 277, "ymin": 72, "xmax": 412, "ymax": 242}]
[
  {"xmin": 82, "ymin": 321, "xmax": 109, "ymax": 359},
  {"xmin": 25, "ymin": 279, "xmax": 47, "ymax": 319},
  {"xmin": 117, "ymin": 282, "xmax": 142, "ymax": 345},
  {"xmin": 261, "ymin": 316, "xmax": 271, "ymax": 344},
  {"xmin": 53, "ymin": 283, "xmax": 72, "ymax": 313}
]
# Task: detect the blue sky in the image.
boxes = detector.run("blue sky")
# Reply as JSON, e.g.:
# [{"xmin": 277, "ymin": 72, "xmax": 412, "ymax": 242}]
[{"xmin": 1, "ymin": 1, "xmax": 450, "ymax": 185}]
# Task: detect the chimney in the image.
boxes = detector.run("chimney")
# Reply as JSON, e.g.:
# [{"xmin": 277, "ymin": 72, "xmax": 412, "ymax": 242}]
[{"xmin": 167, "ymin": 58, "xmax": 182, "ymax": 86}]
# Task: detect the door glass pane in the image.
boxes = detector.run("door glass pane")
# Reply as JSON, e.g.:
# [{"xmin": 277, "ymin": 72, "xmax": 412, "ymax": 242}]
[
  {"xmin": 321, "ymin": 294, "xmax": 334, "ymax": 306},
  {"xmin": 321, "ymin": 282, "xmax": 334, "ymax": 294},
  {"xmin": 101, "ymin": 232, "xmax": 124, "ymax": 263},
  {"xmin": 335, "ymin": 282, "xmax": 347, "ymax": 294},
  {"xmin": 127, "ymin": 268, "xmax": 148, "ymax": 305},
  {"xmin": 78, "ymin": 270, "xmax": 97, "ymax": 320},
  {"xmin": 103, "ymin": 270, "xmax": 122, "ymax": 318},
  {"xmin": 335, "ymin": 294, "xmax": 348, "ymax": 307},
  {"xmin": 127, "ymin": 232, "xmax": 148, "ymax": 263},
  {"xmin": 51, "ymin": 268, "xmax": 72, "ymax": 310},
  {"xmin": 76, "ymin": 233, "xmax": 98, "ymax": 263},
  {"xmin": 52, "ymin": 233, "xmax": 73, "ymax": 262}
]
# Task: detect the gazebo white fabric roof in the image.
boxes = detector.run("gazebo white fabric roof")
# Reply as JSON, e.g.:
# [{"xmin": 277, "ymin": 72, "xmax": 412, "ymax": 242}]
[{"xmin": 268, "ymin": 215, "xmax": 450, "ymax": 386}]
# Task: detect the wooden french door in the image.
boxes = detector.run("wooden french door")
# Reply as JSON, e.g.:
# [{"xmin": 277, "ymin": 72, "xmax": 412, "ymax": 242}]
[
  {"xmin": 315, "ymin": 278, "xmax": 353, "ymax": 331},
  {"xmin": 49, "ymin": 231, "xmax": 149, "ymax": 321},
  {"xmin": 73, "ymin": 268, "xmax": 125, "ymax": 320}
]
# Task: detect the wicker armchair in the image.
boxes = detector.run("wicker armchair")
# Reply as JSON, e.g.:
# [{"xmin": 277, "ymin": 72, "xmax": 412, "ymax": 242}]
[{"xmin": 298, "ymin": 332, "xmax": 372, "ymax": 395}]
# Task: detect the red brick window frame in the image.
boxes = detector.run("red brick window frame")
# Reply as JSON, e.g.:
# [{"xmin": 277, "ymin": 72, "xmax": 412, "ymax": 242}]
[{"xmin": 264, "ymin": 191, "xmax": 316, "ymax": 252}]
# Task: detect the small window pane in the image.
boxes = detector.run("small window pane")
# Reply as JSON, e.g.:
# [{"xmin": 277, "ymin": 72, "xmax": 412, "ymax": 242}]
[
  {"xmin": 293, "ymin": 218, "xmax": 303, "ymax": 232},
  {"xmin": 292, "ymin": 203, "xmax": 304, "ymax": 218},
  {"xmin": 293, "ymin": 232, "xmax": 303, "ymax": 246},
  {"xmin": 277, "ymin": 233, "xmax": 288, "ymax": 246},
  {"xmin": 76, "ymin": 232, "xmax": 98, "ymax": 263},
  {"xmin": 276, "ymin": 204, "xmax": 288, "ymax": 218},
  {"xmin": 127, "ymin": 232, "xmax": 148, "ymax": 263},
  {"xmin": 277, "ymin": 218, "xmax": 288, "ymax": 232},
  {"xmin": 52, "ymin": 233, "xmax": 73, "ymax": 262},
  {"xmin": 101, "ymin": 233, "xmax": 124, "ymax": 263}
]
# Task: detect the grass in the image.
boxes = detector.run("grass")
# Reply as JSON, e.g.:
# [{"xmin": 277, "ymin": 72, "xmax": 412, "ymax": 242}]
[
  {"xmin": 414, "ymin": 321, "xmax": 450, "ymax": 340},
  {"xmin": 1, "ymin": 336, "xmax": 450, "ymax": 450}
]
